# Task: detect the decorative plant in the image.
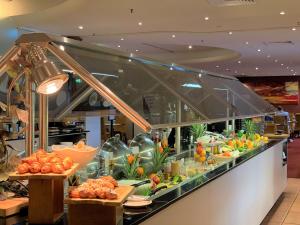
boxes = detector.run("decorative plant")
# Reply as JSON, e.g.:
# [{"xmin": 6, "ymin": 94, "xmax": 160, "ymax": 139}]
[
  {"xmin": 191, "ymin": 124, "xmax": 207, "ymax": 140},
  {"xmin": 123, "ymin": 153, "xmax": 140, "ymax": 179},
  {"xmin": 242, "ymin": 119, "xmax": 257, "ymax": 140},
  {"xmin": 151, "ymin": 146, "xmax": 170, "ymax": 173}
]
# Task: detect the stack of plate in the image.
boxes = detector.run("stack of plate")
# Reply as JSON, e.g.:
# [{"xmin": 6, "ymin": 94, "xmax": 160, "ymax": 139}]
[{"xmin": 123, "ymin": 195, "xmax": 152, "ymax": 208}]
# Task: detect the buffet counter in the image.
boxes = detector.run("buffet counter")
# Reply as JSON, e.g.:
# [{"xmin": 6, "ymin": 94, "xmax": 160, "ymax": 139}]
[
  {"xmin": 124, "ymin": 139, "xmax": 287, "ymax": 225},
  {"xmin": 0, "ymin": 139, "xmax": 287, "ymax": 225}
]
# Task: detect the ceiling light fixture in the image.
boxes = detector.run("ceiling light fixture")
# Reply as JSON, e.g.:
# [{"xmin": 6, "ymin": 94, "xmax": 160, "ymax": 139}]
[
  {"xmin": 78, "ymin": 25, "xmax": 83, "ymax": 30},
  {"xmin": 292, "ymin": 27, "xmax": 296, "ymax": 31},
  {"xmin": 121, "ymin": 38, "xmax": 124, "ymax": 41},
  {"xmin": 204, "ymin": 17, "xmax": 209, "ymax": 21},
  {"xmin": 257, "ymin": 49, "xmax": 261, "ymax": 52},
  {"xmin": 280, "ymin": 11, "xmax": 285, "ymax": 15},
  {"xmin": 128, "ymin": 59, "xmax": 132, "ymax": 62},
  {"xmin": 216, "ymin": 65, "xmax": 220, "ymax": 68},
  {"xmin": 59, "ymin": 45, "xmax": 65, "ymax": 51},
  {"xmin": 238, "ymin": 61, "xmax": 241, "ymax": 64},
  {"xmin": 255, "ymin": 67, "xmax": 259, "ymax": 70},
  {"xmin": 229, "ymin": 31, "xmax": 233, "ymax": 35},
  {"xmin": 245, "ymin": 41, "xmax": 249, "ymax": 45},
  {"xmin": 198, "ymin": 73, "xmax": 202, "ymax": 78},
  {"xmin": 172, "ymin": 34, "xmax": 176, "ymax": 38},
  {"xmin": 30, "ymin": 45, "xmax": 68, "ymax": 95},
  {"xmin": 130, "ymin": 53, "xmax": 133, "ymax": 57},
  {"xmin": 138, "ymin": 22, "xmax": 143, "ymax": 26},
  {"xmin": 135, "ymin": 49, "xmax": 139, "ymax": 52},
  {"xmin": 281, "ymin": 63, "xmax": 284, "ymax": 66},
  {"xmin": 117, "ymin": 45, "xmax": 121, "ymax": 48},
  {"xmin": 267, "ymin": 55, "xmax": 271, "ymax": 58},
  {"xmin": 188, "ymin": 45, "xmax": 193, "ymax": 49},
  {"xmin": 274, "ymin": 59, "xmax": 278, "ymax": 62}
]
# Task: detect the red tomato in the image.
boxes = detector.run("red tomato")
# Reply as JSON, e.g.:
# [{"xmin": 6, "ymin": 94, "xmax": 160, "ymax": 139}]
[
  {"xmin": 22, "ymin": 156, "xmax": 37, "ymax": 165},
  {"xmin": 51, "ymin": 163, "xmax": 65, "ymax": 174},
  {"xmin": 29, "ymin": 162, "xmax": 41, "ymax": 173},
  {"xmin": 62, "ymin": 157, "xmax": 73, "ymax": 170},
  {"xmin": 41, "ymin": 163, "xmax": 52, "ymax": 174},
  {"xmin": 17, "ymin": 163, "xmax": 29, "ymax": 174},
  {"xmin": 50, "ymin": 157, "xmax": 62, "ymax": 164}
]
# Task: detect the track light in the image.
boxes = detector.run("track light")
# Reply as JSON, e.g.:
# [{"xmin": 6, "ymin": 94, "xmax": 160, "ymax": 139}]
[{"xmin": 30, "ymin": 45, "xmax": 68, "ymax": 95}]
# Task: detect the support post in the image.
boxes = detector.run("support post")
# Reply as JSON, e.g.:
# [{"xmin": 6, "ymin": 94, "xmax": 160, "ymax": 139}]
[
  {"xmin": 39, "ymin": 94, "xmax": 48, "ymax": 150},
  {"xmin": 175, "ymin": 100, "xmax": 181, "ymax": 154},
  {"xmin": 25, "ymin": 77, "xmax": 35, "ymax": 156}
]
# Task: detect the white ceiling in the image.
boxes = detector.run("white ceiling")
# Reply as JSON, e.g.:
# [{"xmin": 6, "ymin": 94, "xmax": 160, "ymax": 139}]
[{"xmin": 2, "ymin": 0, "xmax": 300, "ymax": 77}]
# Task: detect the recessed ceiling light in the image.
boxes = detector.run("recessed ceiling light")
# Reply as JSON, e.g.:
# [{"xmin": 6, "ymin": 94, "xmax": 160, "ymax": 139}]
[
  {"xmin": 292, "ymin": 27, "xmax": 296, "ymax": 31},
  {"xmin": 170, "ymin": 67, "xmax": 173, "ymax": 71},
  {"xmin": 255, "ymin": 67, "xmax": 259, "ymax": 70},
  {"xmin": 216, "ymin": 65, "xmax": 220, "ymax": 68},
  {"xmin": 274, "ymin": 59, "xmax": 278, "ymax": 62},
  {"xmin": 267, "ymin": 55, "xmax": 271, "ymax": 58},
  {"xmin": 238, "ymin": 61, "xmax": 241, "ymax": 64},
  {"xmin": 280, "ymin": 11, "xmax": 285, "ymax": 15},
  {"xmin": 138, "ymin": 22, "xmax": 143, "ymax": 26},
  {"xmin": 291, "ymin": 69, "xmax": 294, "ymax": 72},
  {"xmin": 128, "ymin": 59, "xmax": 132, "ymax": 62},
  {"xmin": 121, "ymin": 38, "xmax": 124, "ymax": 41},
  {"xmin": 188, "ymin": 45, "xmax": 193, "ymax": 49},
  {"xmin": 245, "ymin": 41, "xmax": 249, "ymax": 45},
  {"xmin": 78, "ymin": 25, "xmax": 84, "ymax": 30},
  {"xmin": 204, "ymin": 16, "xmax": 209, "ymax": 21},
  {"xmin": 226, "ymin": 68, "xmax": 230, "ymax": 71},
  {"xmin": 229, "ymin": 31, "xmax": 233, "ymax": 35},
  {"xmin": 281, "ymin": 63, "xmax": 284, "ymax": 66},
  {"xmin": 59, "ymin": 45, "xmax": 65, "ymax": 51},
  {"xmin": 294, "ymin": 73, "xmax": 297, "ymax": 76},
  {"xmin": 172, "ymin": 34, "xmax": 176, "ymax": 38},
  {"xmin": 198, "ymin": 73, "xmax": 202, "ymax": 78},
  {"xmin": 135, "ymin": 49, "xmax": 139, "ymax": 52},
  {"xmin": 257, "ymin": 49, "xmax": 261, "ymax": 52},
  {"xmin": 117, "ymin": 45, "xmax": 121, "ymax": 48}
]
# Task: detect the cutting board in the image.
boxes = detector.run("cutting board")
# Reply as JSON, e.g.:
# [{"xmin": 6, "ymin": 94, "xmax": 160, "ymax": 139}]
[
  {"xmin": 0, "ymin": 197, "xmax": 28, "ymax": 217},
  {"xmin": 8, "ymin": 163, "xmax": 79, "ymax": 180},
  {"xmin": 65, "ymin": 185, "xmax": 135, "ymax": 206}
]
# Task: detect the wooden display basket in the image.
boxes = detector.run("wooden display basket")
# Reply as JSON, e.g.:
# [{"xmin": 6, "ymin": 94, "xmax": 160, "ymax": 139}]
[
  {"xmin": 9, "ymin": 163, "xmax": 79, "ymax": 224},
  {"xmin": 65, "ymin": 185, "xmax": 135, "ymax": 225}
]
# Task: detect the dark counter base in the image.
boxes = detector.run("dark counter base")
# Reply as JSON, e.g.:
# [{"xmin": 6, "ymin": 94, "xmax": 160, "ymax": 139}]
[{"xmin": 0, "ymin": 139, "xmax": 285, "ymax": 225}]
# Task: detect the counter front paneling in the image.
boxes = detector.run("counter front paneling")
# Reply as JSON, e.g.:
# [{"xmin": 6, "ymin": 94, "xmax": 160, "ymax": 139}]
[{"xmin": 124, "ymin": 139, "xmax": 287, "ymax": 225}]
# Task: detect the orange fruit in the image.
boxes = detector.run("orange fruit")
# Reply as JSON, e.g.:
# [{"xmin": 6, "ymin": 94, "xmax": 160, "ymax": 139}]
[
  {"xmin": 127, "ymin": 154, "xmax": 135, "ymax": 165},
  {"xmin": 158, "ymin": 146, "xmax": 164, "ymax": 154},
  {"xmin": 136, "ymin": 167, "xmax": 144, "ymax": 176}
]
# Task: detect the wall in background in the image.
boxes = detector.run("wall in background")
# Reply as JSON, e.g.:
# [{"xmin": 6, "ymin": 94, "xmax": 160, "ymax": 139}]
[{"xmin": 238, "ymin": 76, "xmax": 300, "ymax": 113}]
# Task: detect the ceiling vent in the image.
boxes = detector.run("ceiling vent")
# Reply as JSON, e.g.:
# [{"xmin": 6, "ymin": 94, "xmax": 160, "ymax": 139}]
[{"xmin": 207, "ymin": 0, "xmax": 256, "ymax": 6}]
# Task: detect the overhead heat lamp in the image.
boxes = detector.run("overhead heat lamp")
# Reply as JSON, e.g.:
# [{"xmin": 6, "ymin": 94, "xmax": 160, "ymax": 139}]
[{"xmin": 29, "ymin": 45, "xmax": 68, "ymax": 94}]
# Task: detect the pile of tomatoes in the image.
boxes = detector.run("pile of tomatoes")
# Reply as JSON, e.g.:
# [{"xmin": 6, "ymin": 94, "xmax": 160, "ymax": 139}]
[{"xmin": 17, "ymin": 149, "xmax": 74, "ymax": 174}]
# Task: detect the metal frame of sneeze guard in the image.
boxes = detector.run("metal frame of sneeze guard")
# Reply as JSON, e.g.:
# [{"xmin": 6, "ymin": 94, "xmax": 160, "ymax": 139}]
[
  {"xmin": 14, "ymin": 33, "xmax": 151, "ymax": 133},
  {"xmin": 0, "ymin": 33, "xmax": 151, "ymax": 155}
]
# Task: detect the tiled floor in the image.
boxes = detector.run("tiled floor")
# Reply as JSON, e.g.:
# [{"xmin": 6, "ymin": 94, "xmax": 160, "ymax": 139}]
[{"xmin": 261, "ymin": 178, "xmax": 300, "ymax": 225}]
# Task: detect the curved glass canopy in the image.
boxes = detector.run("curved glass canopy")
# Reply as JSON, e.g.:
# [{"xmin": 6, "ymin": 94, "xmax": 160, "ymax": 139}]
[{"xmin": 0, "ymin": 33, "xmax": 277, "ymax": 131}]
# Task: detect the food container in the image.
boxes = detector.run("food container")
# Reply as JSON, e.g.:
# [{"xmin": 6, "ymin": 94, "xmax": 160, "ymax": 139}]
[{"xmin": 52, "ymin": 145, "xmax": 97, "ymax": 168}]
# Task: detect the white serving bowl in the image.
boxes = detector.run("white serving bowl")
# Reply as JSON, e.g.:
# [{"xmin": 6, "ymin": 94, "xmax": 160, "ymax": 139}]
[{"xmin": 52, "ymin": 145, "xmax": 97, "ymax": 168}]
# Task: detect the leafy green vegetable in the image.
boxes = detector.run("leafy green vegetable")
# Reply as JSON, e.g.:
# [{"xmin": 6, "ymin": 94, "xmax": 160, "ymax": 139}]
[{"xmin": 191, "ymin": 124, "xmax": 207, "ymax": 140}]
